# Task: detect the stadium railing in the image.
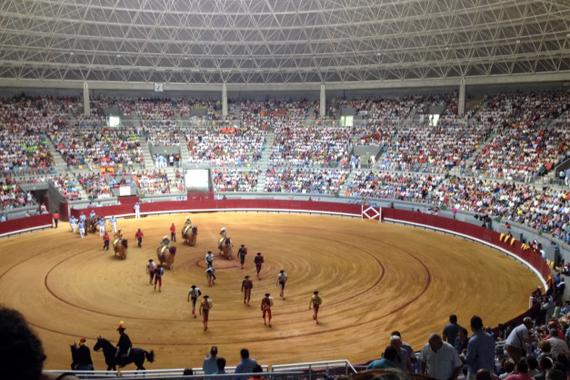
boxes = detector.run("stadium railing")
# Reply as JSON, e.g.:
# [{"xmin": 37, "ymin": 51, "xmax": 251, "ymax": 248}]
[{"xmin": 43, "ymin": 368, "xmax": 306, "ymax": 380}]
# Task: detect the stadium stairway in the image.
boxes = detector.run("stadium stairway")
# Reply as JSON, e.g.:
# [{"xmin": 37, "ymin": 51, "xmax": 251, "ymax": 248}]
[
  {"xmin": 138, "ymin": 136, "xmax": 156, "ymax": 170},
  {"xmin": 72, "ymin": 172, "xmax": 90, "ymax": 200},
  {"xmin": 177, "ymin": 130, "xmax": 191, "ymax": 167},
  {"xmin": 340, "ymin": 170, "xmax": 358, "ymax": 196},
  {"xmin": 46, "ymin": 138, "xmax": 69, "ymax": 174},
  {"xmin": 254, "ymin": 131, "xmax": 275, "ymax": 192}
]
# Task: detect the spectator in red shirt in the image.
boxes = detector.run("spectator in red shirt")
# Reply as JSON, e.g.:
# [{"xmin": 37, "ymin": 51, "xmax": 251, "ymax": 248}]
[
  {"xmin": 170, "ymin": 223, "xmax": 176, "ymax": 242},
  {"xmin": 505, "ymin": 358, "xmax": 533, "ymax": 380},
  {"xmin": 135, "ymin": 228, "xmax": 144, "ymax": 248},
  {"xmin": 103, "ymin": 231, "xmax": 110, "ymax": 251}
]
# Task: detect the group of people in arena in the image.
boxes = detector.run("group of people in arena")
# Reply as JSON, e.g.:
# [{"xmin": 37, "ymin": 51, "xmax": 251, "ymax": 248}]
[{"xmin": 3, "ymin": 276, "xmax": 570, "ymax": 380}]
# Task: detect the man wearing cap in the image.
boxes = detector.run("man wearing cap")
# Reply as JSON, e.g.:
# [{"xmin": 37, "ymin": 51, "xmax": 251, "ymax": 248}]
[
  {"xmin": 237, "ymin": 244, "xmax": 248, "ymax": 269},
  {"xmin": 309, "ymin": 291, "xmax": 322, "ymax": 324},
  {"xmin": 146, "ymin": 259, "xmax": 157, "ymax": 285},
  {"xmin": 72, "ymin": 338, "xmax": 94, "ymax": 371},
  {"xmin": 188, "ymin": 284, "xmax": 202, "ymax": 318},
  {"xmin": 218, "ymin": 227, "xmax": 228, "ymax": 252},
  {"xmin": 115, "ymin": 321, "xmax": 132, "ymax": 365},
  {"xmin": 205, "ymin": 251, "xmax": 214, "ymax": 268},
  {"xmin": 261, "ymin": 293, "xmax": 273, "ymax": 327},
  {"xmin": 276, "ymin": 270, "xmax": 288, "ymax": 299},
  {"xmin": 241, "ymin": 276, "xmax": 254, "ymax": 306},
  {"xmin": 113, "ymin": 229, "xmax": 124, "ymax": 249},
  {"xmin": 161, "ymin": 235, "xmax": 170, "ymax": 248},
  {"xmin": 200, "ymin": 295, "xmax": 213, "ymax": 331}
]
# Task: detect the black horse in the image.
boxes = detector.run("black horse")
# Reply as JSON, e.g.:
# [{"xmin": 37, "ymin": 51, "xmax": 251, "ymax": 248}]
[{"xmin": 93, "ymin": 336, "xmax": 154, "ymax": 371}]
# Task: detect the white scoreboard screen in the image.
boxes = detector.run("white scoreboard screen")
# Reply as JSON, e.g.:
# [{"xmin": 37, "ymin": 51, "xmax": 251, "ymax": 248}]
[{"xmin": 185, "ymin": 169, "xmax": 210, "ymax": 192}]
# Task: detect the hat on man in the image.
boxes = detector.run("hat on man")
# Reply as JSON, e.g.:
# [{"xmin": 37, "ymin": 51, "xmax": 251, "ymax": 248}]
[{"xmin": 117, "ymin": 320, "xmax": 126, "ymax": 331}]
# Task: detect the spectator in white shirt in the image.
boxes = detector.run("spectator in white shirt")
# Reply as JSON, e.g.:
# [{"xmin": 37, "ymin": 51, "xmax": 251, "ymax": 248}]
[{"xmin": 420, "ymin": 333, "xmax": 463, "ymax": 380}]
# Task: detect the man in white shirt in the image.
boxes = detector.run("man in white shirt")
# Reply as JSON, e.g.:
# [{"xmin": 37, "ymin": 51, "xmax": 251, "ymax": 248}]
[
  {"xmin": 420, "ymin": 333, "xmax": 463, "ymax": 380},
  {"xmin": 505, "ymin": 317, "xmax": 533, "ymax": 363},
  {"xmin": 547, "ymin": 329, "xmax": 570, "ymax": 357}
]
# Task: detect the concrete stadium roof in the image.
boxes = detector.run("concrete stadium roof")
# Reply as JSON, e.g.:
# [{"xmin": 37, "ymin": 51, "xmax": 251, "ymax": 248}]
[{"xmin": 0, "ymin": 0, "xmax": 568, "ymax": 89}]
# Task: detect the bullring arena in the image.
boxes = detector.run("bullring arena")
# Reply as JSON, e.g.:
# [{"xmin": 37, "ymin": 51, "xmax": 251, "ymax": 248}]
[
  {"xmin": 0, "ymin": 210, "xmax": 544, "ymax": 369},
  {"xmin": 0, "ymin": 0, "xmax": 569, "ymax": 379}
]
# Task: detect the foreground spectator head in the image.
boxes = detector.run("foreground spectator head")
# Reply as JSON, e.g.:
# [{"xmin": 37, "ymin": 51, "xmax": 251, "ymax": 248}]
[
  {"xmin": 502, "ymin": 358, "xmax": 515, "ymax": 374},
  {"xmin": 252, "ymin": 364, "xmax": 263, "ymax": 373},
  {"xmin": 471, "ymin": 315, "xmax": 484, "ymax": 331},
  {"xmin": 552, "ymin": 362, "xmax": 567, "ymax": 374},
  {"xmin": 383, "ymin": 346, "xmax": 398, "ymax": 361},
  {"xmin": 527, "ymin": 357, "xmax": 538, "ymax": 372},
  {"xmin": 428, "ymin": 333, "xmax": 444, "ymax": 351},
  {"xmin": 240, "ymin": 348, "xmax": 250, "ymax": 359},
  {"xmin": 546, "ymin": 369, "xmax": 566, "ymax": 380},
  {"xmin": 516, "ymin": 358, "xmax": 529, "ymax": 373},
  {"xmin": 539, "ymin": 340, "xmax": 552, "ymax": 354},
  {"xmin": 450, "ymin": 314, "xmax": 458, "ymax": 324},
  {"xmin": 389, "ymin": 335, "xmax": 402, "ymax": 350},
  {"xmin": 476, "ymin": 369, "xmax": 492, "ymax": 380},
  {"xmin": 217, "ymin": 357, "xmax": 226, "ymax": 372},
  {"xmin": 0, "ymin": 306, "xmax": 45, "ymax": 380},
  {"xmin": 539, "ymin": 357, "xmax": 553, "ymax": 371},
  {"xmin": 210, "ymin": 346, "xmax": 218, "ymax": 357}
]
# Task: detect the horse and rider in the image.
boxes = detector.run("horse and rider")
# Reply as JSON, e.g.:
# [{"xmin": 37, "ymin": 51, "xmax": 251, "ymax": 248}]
[
  {"xmin": 93, "ymin": 321, "xmax": 154, "ymax": 371},
  {"xmin": 157, "ymin": 235, "xmax": 176, "ymax": 269},
  {"xmin": 218, "ymin": 227, "xmax": 233, "ymax": 259},
  {"xmin": 113, "ymin": 229, "xmax": 128, "ymax": 259},
  {"xmin": 182, "ymin": 217, "xmax": 198, "ymax": 246}
]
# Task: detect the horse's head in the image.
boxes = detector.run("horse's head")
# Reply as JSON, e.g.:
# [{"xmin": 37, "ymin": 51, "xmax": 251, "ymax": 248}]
[
  {"xmin": 169, "ymin": 246, "xmax": 177, "ymax": 255},
  {"xmin": 192, "ymin": 226, "xmax": 198, "ymax": 234},
  {"xmin": 122, "ymin": 239, "xmax": 128, "ymax": 248},
  {"xmin": 93, "ymin": 336, "xmax": 102, "ymax": 352},
  {"xmin": 226, "ymin": 237, "xmax": 231, "ymax": 245}
]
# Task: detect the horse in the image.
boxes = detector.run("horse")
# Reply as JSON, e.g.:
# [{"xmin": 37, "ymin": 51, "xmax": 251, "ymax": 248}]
[
  {"xmin": 219, "ymin": 237, "xmax": 233, "ymax": 260},
  {"xmin": 114, "ymin": 239, "xmax": 128, "ymax": 260},
  {"xmin": 182, "ymin": 225, "xmax": 198, "ymax": 246},
  {"xmin": 86, "ymin": 216, "xmax": 100, "ymax": 234},
  {"xmin": 70, "ymin": 343, "xmax": 79, "ymax": 370},
  {"xmin": 93, "ymin": 336, "xmax": 154, "ymax": 371},
  {"xmin": 157, "ymin": 246, "xmax": 177, "ymax": 269}
]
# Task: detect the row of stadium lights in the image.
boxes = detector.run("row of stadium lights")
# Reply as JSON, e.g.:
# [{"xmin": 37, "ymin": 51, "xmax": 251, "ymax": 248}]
[{"xmin": 65, "ymin": 34, "xmax": 570, "ymax": 60}]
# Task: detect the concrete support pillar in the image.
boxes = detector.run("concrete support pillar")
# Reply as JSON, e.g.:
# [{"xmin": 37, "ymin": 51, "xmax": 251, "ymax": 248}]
[
  {"xmin": 83, "ymin": 81, "xmax": 90, "ymax": 116},
  {"xmin": 458, "ymin": 78, "xmax": 466, "ymax": 116},
  {"xmin": 320, "ymin": 83, "xmax": 326, "ymax": 118},
  {"xmin": 222, "ymin": 83, "xmax": 228, "ymax": 117}
]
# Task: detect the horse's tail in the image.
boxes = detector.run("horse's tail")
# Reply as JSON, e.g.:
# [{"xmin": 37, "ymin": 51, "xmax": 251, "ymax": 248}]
[{"xmin": 145, "ymin": 350, "xmax": 155, "ymax": 363}]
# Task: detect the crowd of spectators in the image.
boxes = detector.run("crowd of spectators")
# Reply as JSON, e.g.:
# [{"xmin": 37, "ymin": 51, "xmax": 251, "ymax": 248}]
[
  {"xmin": 0, "ymin": 178, "xmax": 36, "ymax": 211},
  {"xmin": 131, "ymin": 170, "xmax": 185, "ymax": 194},
  {"xmin": 185, "ymin": 125, "xmax": 265, "ymax": 166},
  {"xmin": 212, "ymin": 169, "xmax": 259, "ymax": 192},
  {"xmin": 271, "ymin": 124, "xmax": 351, "ymax": 167},
  {"xmin": 378, "ymin": 123, "xmax": 493, "ymax": 173},
  {"xmin": 50, "ymin": 174, "xmax": 83, "ymax": 200},
  {"xmin": 50, "ymin": 126, "xmax": 144, "ymax": 169},
  {"xmin": 428, "ymin": 177, "xmax": 569, "ymax": 243},
  {"xmin": 0, "ymin": 96, "xmax": 70, "ymax": 174},
  {"xmin": 470, "ymin": 125, "xmax": 569, "ymax": 182},
  {"xmin": 346, "ymin": 171, "xmax": 445, "ymax": 201},
  {"xmin": 77, "ymin": 173, "xmax": 113, "ymax": 199},
  {"xmin": 264, "ymin": 167, "xmax": 349, "ymax": 194}
]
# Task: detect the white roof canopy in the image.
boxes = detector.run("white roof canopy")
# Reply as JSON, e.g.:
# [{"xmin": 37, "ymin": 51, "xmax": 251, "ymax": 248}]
[{"xmin": 0, "ymin": 0, "xmax": 568, "ymax": 87}]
